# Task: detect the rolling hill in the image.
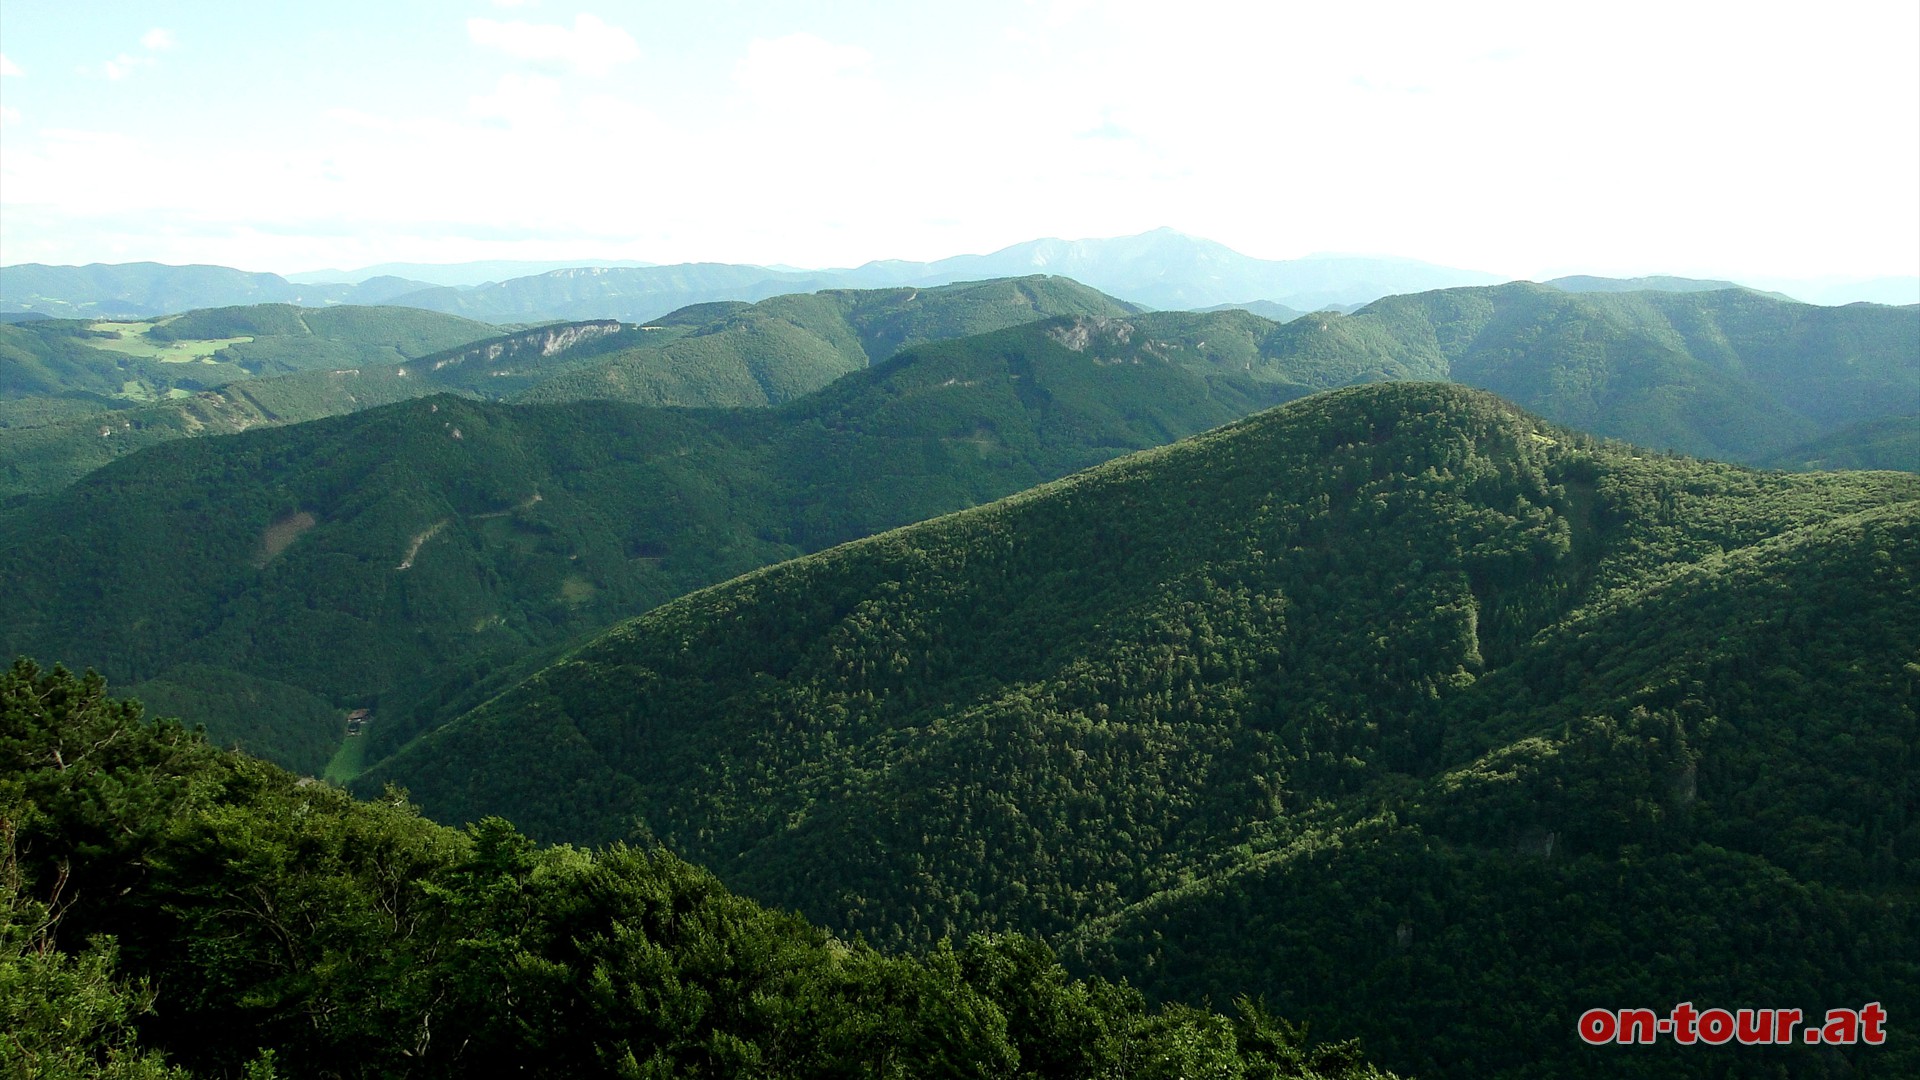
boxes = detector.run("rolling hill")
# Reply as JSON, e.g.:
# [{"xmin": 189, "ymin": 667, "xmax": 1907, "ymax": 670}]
[
  {"xmin": 358, "ymin": 382, "xmax": 1920, "ymax": 1079},
  {"xmin": 515, "ymin": 275, "xmax": 1141, "ymax": 407},
  {"xmin": 1545, "ymin": 273, "xmax": 1779, "ymax": 296},
  {"xmin": 1198, "ymin": 299, "xmax": 1311, "ymax": 321},
  {"xmin": 1272, "ymin": 282, "xmax": 1919, "ymax": 462},
  {"xmin": 0, "ymin": 307, "xmax": 1308, "ymax": 775}
]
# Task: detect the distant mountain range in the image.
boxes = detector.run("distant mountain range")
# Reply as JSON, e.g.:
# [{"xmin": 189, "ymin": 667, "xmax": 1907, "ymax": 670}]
[
  {"xmin": 1545, "ymin": 273, "xmax": 1785, "ymax": 298},
  {"xmin": 285, "ymin": 258, "xmax": 658, "ymax": 288},
  {"xmin": 0, "ymin": 262, "xmax": 441, "ymax": 319},
  {"xmin": 821, "ymin": 227, "xmax": 1507, "ymax": 310},
  {"xmin": 1745, "ymin": 273, "xmax": 1920, "ymax": 307},
  {"xmin": 13, "ymin": 229, "xmax": 1909, "ymax": 324}
]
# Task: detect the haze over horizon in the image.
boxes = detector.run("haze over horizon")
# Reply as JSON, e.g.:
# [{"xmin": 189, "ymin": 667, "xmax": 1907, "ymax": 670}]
[{"xmin": 1, "ymin": 0, "xmax": 1916, "ymax": 288}]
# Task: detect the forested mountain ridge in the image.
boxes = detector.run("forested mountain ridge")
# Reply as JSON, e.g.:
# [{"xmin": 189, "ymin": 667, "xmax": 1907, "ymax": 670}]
[
  {"xmin": 1066, "ymin": 493, "xmax": 1918, "ymax": 1077},
  {"xmin": 7, "ymin": 277, "xmax": 1910, "ymax": 507},
  {"xmin": 0, "ymin": 278, "xmax": 1140, "ymax": 499},
  {"xmin": 1763, "ymin": 413, "xmax": 1920, "ymax": 473},
  {"xmin": 1273, "ymin": 281, "xmax": 1919, "ymax": 463},
  {"xmin": 546, "ymin": 276, "xmax": 1914, "ymax": 468},
  {"xmin": 0, "ymin": 307, "xmax": 1307, "ymax": 775},
  {"xmin": 513, "ymin": 275, "xmax": 1140, "ymax": 408},
  {"xmin": 1, "ymin": 660, "xmax": 1400, "ymax": 1079},
  {"xmin": 357, "ymin": 382, "xmax": 1919, "ymax": 1078},
  {"xmin": 1544, "ymin": 272, "xmax": 1783, "ymax": 296},
  {"xmin": 3, "ymin": 276, "xmax": 1911, "ymax": 775}
]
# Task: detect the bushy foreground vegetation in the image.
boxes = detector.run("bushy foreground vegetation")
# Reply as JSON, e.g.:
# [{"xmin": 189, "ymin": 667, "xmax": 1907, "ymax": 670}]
[{"xmin": 0, "ymin": 659, "xmax": 1394, "ymax": 1079}]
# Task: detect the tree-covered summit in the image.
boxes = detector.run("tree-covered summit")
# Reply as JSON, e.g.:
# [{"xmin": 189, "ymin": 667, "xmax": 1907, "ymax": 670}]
[{"xmin": 362, "ymin": 381, "xmax": 1919, "ymax": 1078}]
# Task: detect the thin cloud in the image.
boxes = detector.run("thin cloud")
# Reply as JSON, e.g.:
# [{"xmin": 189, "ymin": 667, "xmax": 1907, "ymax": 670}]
[
  {"xmin": 81, "ymin": 28, "xmax": 175, "ymax": 81},
  {"xmin": 467, "ymin": 14, "xmax": 640, "ymax": 76},
  {"xmin": 0, "ymin": 54, "xmax": 22, "ymax": 77},
  {"xmin": 97, "ymin": 54, "xmax": 153, "ymax": 81}
]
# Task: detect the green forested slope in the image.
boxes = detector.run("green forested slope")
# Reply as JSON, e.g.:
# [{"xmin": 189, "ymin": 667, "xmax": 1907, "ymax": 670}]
[
  {"xmin": 1318, "ymin": 283, "xmax": 1919, "ymax": 461},
  {"xmin": 1763, "ymin": 413, "xmax": 1919, "ymax": 472},
  {"xmin": 1067, "ymin": 499, "xmax": 1919, "ymax": 1078},
  {"xmin": 1, "ymin": 660, "xmax": 1396, "ymax": 1079},
  {"xmin": 515, "ymin": 275, "xmax": 1140, "ymax": 407},
  {"xmin": 360, "ymin": 383, "xmax": 1918, "ymax": 1078},
  {"xmin": 0, "ymin": 310, "xmax": 1303, "ymax": 770}
]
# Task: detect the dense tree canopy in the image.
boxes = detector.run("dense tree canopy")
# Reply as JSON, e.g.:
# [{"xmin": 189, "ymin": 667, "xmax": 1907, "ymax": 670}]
[{"xmin": 0, "ymin": 659, "xmax": 1395, "ymax": 1078}]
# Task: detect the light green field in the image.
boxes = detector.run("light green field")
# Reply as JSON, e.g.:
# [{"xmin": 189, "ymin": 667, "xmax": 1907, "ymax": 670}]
[
  {"xmin": 322, "ymin": 729, "xmax": 369, "ymax": 784},
  {"xmin": 86, "ymin": 320, "xmax": 254, "ymax": 363}
]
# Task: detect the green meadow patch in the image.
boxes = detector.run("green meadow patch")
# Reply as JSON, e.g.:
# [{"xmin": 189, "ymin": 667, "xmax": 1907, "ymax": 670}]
[{"xmin": 84, "ymin": 319, "xmax": 255, "ymax": 363}]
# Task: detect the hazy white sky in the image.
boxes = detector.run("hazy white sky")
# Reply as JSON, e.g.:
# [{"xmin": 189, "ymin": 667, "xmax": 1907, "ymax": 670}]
[{"xmin": 1, "ymin": 0, "xmax": 1915, "ymax": 280}]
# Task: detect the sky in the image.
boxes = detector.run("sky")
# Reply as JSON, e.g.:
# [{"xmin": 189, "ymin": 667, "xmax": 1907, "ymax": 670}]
[{"xmin": 1, "ymin": 0, "xmax": 1916, "ymax": 283}]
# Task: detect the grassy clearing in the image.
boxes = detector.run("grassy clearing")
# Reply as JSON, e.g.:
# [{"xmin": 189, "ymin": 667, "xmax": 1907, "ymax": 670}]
[
  {"xmin": 86, "ymin": 320, "xmax": 254, "ymax": 363},
  {"xmin": 323, "ymin": 728, "xmax": 370, "ymax": 784},
  {"xmin": 560, "ymin": 574, "xmax": 598, "ymax": 606}
]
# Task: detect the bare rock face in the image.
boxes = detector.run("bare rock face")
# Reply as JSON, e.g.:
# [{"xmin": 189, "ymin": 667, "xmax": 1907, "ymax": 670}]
[
  {"xmin": 429, "ymin": 320, "xmax": 624, "ymax": 373},
  {"xmin": 1046, "ymin": 315, "xmax": 1135, "ymax": 353}
]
